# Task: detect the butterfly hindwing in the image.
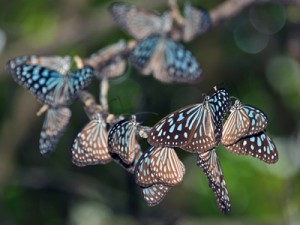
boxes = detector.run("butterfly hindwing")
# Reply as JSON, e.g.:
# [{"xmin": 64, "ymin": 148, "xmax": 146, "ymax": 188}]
[
  {"xmin": 197, "ymin": 149, "xmax": 231, "ymax": 214},
  {"xmin": 135, "ymin": 146, "xmax": 185, "ymax": 187},
  {"xmin": 225, "ymin": 131, "xmax": 278, "ymax": 164},
  {"xmin": 40, "ymin": 107, "xmax": 71, "ymax": 156},
  {"xmin": 72, "ymin": 116, "xmax": 111, "ymax": 167},
  {"xmin": 141, "ymin": 184, "xmax": 171, "ymax": 207}
]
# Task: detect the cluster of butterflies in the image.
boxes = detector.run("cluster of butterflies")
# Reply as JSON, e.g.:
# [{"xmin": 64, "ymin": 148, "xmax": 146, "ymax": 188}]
[
  {"xmin": 70, "ymin": 87, "xmax": 278, "ymax": 214},
  {"xmin": 5, "ymin": 1, "xmax": 279, "ymax": 215}
]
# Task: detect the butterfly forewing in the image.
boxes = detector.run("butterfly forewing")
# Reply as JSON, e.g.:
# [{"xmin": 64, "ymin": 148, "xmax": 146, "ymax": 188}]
[
  {"xmin": 197, "ymin": 149, "xmax": 231, "ymax": 214},
  {"xmin": 108, "ymin": 118, "xmax": 138, "ymax": 165},
  {"xmin": 141, "ymin": 184, "xmax": 171, "ymax": 206},
  {"xmin": 110, "ymin": 3, "xmax": 172, "ymax": 40},
  {"xmin": 183, "ymin": 2, "xmax": 211, "ymax": 41},
  {"xmin": 225, "ymin": 131, "xmax": 278, "ymax": 164},
  {"xmin": 40, "ymin": 107, "xmax": 71, "ymax": 156},
  {"xmin": 222, "ymin": 100, "xmax": 268, "ymax": 145},
  {"xmin": 72, "ymin": 117, "xmax": 111, "ymax": 167}
]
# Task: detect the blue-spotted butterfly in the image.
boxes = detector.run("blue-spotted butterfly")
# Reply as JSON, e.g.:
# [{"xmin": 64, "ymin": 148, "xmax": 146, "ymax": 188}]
[
  {"xmin": 6, "ymin": 55, "xmax": 94, "ymax": 107},
  {"xmin": 148, "ymin": 88, "xmax": 230, "ymax": 153},
  {"xmin": 135, "ymin": 146, "xmax": 185, "ymax": 187},
  {"xmin": 129, "ymin": 34, "xmax": 202, "ymax": 83},
  {"xmin": 182, "ymin": 2, "xmax": 211, "ymax": 42},
  {"xmin": 224, "ymin": 131, "xmax": 278, "ymax": 164},
  {"xmin": 197, "ymin": 149, "xmax": 231, "ymax": 214},
  {"xmin": 141, "ymin": 184, "xmax": 172, "ymax": 207},
  {"xmin": 109, "ymin": 2, "xmax": 172, "ymax": 40},
  {"xmin": 86, "ymin": 40, "xmax": 127, "ymax": 79},
  {"xmin": 221, "ymin": 100, "xmax": 268, "ymax": 146},
  {"xmin": 40, "ymin": 107, "xmax": 71, "ymax": 156},
  {"xmin": 108, "ymin": 115, "xmax": 140, "ymax": 165},
  {"xmin": 71, "ymin": 114, "xmax": 112, "ymax": 167}
]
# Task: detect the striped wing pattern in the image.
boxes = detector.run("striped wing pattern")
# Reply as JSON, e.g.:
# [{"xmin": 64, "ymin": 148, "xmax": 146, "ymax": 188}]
[
  {"xmin": 135, "ymin": 146, "xmax": 185, "ymax": 187},
  {"xmin": 72, "ymin": 116, "xmax": 111, "ymax": 167},
  {"xmin": 197, "ymin": 149, "xmax": 231, "ymax": 214},
  {"xmin": 225, "ymin": 131, "xmax": 278, "ymax": 164},
  {"xmin": 142, "ymin": 184, "xmax": 171, "ymax": 207},
  {"xmin": 183, "ymin": 2, "xmax": 211, "ymax": 41},
  {"xmin": 109, "ymin": 2, "xmax": 172, "ymax": 40},
  {"xmin": 108, "ymin": 116, "xmax": 138, "ymax": 165},
  {"xmin": 39, "ymin": 107, "xmax": 71, "ymax": 156},
  {"xmin": 222, "ymin": 100, "xmax": 268, "ymax": 145}
]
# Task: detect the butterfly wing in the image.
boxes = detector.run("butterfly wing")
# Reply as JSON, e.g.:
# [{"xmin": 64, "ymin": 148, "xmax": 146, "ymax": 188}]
[
  {"xmin": 71, "ymin": 118, "xmax": 111, "ymax": 167},
  {"xmin": 87, "ymin": 40, "xmax": 127, "ymax": 79},
  {"xmin": 141, "ymin": 184, "xmax": 171, "ymax": 206},
  {"xmin": 222, "ymin": 101, "xmax": 268, "ymax": 145},
  {"xmin": 183, "ymin": 2, "xmax": 211, "ymax": 42},
  {"xmin": 108, "ymin": 119, "xmax": 138, "ymax": 164},
  {"xmin": 224, "ymin": 131, "xmax": 278, "ymax": 164},
  {"xmin": 197, "ymin": 149, "xmax": 231, "ymax": 214},
  {"xmin": 110, "ymin": 3, "xmax": 172, "ymax": 39},
  {"xmin": 135, "ymin": 146, "xmax": 185, "ymax": 187},
  {"xmin": 207, "ymin": 88, "xmax": 230, "ymax": 144},
  {"xmin": 162, "ymin": 38, "xmax": 201, "ymax": 83},
  {"xmin": 40, "ymin": 107, "xmax": 71, "ymax": 156}
]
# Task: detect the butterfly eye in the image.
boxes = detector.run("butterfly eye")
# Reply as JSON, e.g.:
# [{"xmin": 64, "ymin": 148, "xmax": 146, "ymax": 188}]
[{"xmin": 71, "ymin": 116, "xmax": 111, "ymax": 167}]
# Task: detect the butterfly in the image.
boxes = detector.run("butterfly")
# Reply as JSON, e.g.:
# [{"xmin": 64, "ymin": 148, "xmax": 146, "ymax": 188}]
[
  {"xmin": 40, "ymin": 107, "xmax": 71, "ymax": 156},
  {"xmin": 221, "ymin": 99, "xmax": 268, "ymax": 146},
  {"xmin": 108, "ymin": 115, "xmax": 140, "ymax": 165},
  {"xmin": 223, "ymin": 131, "xmax": 278, "ymax": 164},
  {"xmin": 6, "ymin": 55, "xmax": 94, "ymax": 107},
  {"xmin": 141, "ymin": 184, "xmax": 172, "ymax": 207},
  {"xmin": 86, "ymin": 40, "xmax": 127, "ymax": 79},
  {"xmin": 129, "ymin": 34, "xmax": 202, "ymax": 83},
  {"xmin": 197, "ymin": 149, "xmax": 231, "ymax": 214},
  {"xmin": 71, "ymin": 114, "xmax": 112, "ymax": 167},
  {"xmin": 109, "ymin": 2, "xmax": 172, "ymax": 40},
  {"xmin": 148, "ymin": 88, "xmax": 230, "ymax": 153},
  {"xmin": 135, "ymin": 146, "xmax": 185, "ymax": 187},
  {"xmin": 182, "ymin": 2, "xmax": 211, "ymax": 42}
]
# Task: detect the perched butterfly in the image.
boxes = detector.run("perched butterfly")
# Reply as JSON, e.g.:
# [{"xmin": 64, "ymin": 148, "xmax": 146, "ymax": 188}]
[
  {"xmin": 135, "ymin": 146, "xmax": 185, "ymax": 187},
  {"xmin": 224, "ymin": 131, "xmax": 278, "ymax": 164},
  {"xmin": 129, "ymin": 34, "xmax": 202, "ymax": 83},
  {"xmin": 109, "ymin": 2, "xmax": 172, "ymax": 40},
  {"xmin": 182, "ymin": 2, "xmax": 211, "ymax": 42},
  {"xmin": 110, "ymin": 143, "xmax": 143, "ymax": 174},
  {"xmin": 141, "ymin": 184, "xmax": 172, "ymax": 207},
  {"xmin": 71, "ymin": 114, "xmax": 112, "ymax": 167},
  {"xmin": 197, "ymin": 149, "xmax": 231, "ymax": 214},
  {"xmin": 221, "ymin": 100, "xmax": 268, "ymax": 146},
  {"xmin": 40, "ymin": 107, "xmax": 71, "ymax": 156},
  {"xmin": 148, "ymin": 88, "xmax": 230, "ymax": 153},
  {"xmin": 86, "ymin": 40, "xmax": 128, "ymax": 79},
  {"xmin": 108, "ymin": 115, "xmax": 140, "ymax": 165},
  {"xmin": 6, "ymin": 55, "xmax": 94, "ymax": 107}
]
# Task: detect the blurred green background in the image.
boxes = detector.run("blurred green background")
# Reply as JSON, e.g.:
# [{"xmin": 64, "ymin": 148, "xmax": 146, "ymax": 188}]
[{"xmin": 0, "ymin": 0, "xmax": 300, "ymax": 224}]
